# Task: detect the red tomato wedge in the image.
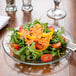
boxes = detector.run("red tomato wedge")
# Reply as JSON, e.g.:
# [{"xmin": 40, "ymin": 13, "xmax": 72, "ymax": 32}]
[
  {"xmin": 41, "ymin": 54, "xmax": 52, "ymax": 62},
  {"xmin": 61, "ymin": 36, "xmax": 66, "ymax": 42},
  {"xmin": 19, "ymin": 25, "xmax": 23, "ymax": 32},
  {"xmin": 11, "ymin": 43, "xmax": 20, "ymax": 50},
  {"xmin": 35, "ymin": 43, "xmax": 43, "ymax": 50},
  {"xmin": 52, "ymin": 42, "xmax": 61, "ymax": 49},
  {"xmin": 48, "ymin": 26, "xmax": 54, "ymax": 30}
]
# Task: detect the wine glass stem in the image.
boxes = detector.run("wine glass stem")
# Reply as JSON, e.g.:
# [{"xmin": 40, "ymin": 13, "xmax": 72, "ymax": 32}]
[
  {"xmin": 54, "ymin": 0, "xmax": 60, "ymax": 9},
  {"xmin": 55, "ymin": 4, "xmax": 59, "ymax": 9}
]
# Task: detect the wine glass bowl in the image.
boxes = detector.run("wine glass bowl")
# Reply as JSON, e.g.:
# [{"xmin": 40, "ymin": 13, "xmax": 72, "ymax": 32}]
[{"xmin": 47, "ymin": 0, "xmax": 66, "ymax": 20}]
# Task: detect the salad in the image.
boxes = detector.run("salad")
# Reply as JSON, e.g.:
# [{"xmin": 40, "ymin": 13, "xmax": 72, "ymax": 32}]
[{"xmin": 8, "ymin": 19, "xmax": 67, "ymax": 63}]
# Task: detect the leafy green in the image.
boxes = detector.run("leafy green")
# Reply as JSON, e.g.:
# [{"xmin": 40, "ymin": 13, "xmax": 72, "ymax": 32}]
[
  {"xmin": 7, "ymin": 28, "xmax": 15, "ymax": 31},
  {"xmin": 32, "ymin": 19, "xmax": 50, "ymax": 33},
  {"xmin": 22, "ymin": 23, "xmax": 31, "ymax": 30},
  {"xmin": 25, "ymin": 46, "xmax": 30, "ymax": 55},
  {"xmin": 42, "ymin": 50, "xmax": 50, "ymax": 54},
  {"xmin": 20, "ymin": 54, "xmax": 26, "ymax": 61},
  {"xmin": 7, "ymin": 28, "xmax": 18, "ymax": 32},
  {"xmin": 43, "ymin": 23, "xmax": 50, "ymax": 33},
  {"xmin": 50, "ymin": 27, "xmax": 66, "ymax": 44},
  {"xmin": 50, "ymin": 51, "xmax": 57, "ymax": 57},
  {"xmin": 13, "ymin": 47, "xmax": 26, "ymax": 61},
  {"xmin": 13, "ymin": 47, "xmax": 26, "ymax": 55},
  {"xmin": 28, "ymin": 46, "xmax": 40, "ymax": 55},
  {"xmin": 27, "ymin": 53, "xmax": 38, "ymax": 60},
  {"xmin": 61, "ymin": 27, "xmax": 64, "ymax": 34},
  {"xmin": 32, "ymin": 19, "xmax": 41, "ymax": 25},
  {"xmin": 9, "ymin": 31, "xmax": 26, "ymax": 47},
  {"xmin": 57, "ymin": 49, "xmax": 61, "ymax": 57}
]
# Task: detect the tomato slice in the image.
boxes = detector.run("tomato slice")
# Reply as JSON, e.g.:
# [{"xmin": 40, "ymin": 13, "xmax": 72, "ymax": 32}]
[
  {"xmin": 19, "ymin": 25, "xmax": 23, "ymax": 32},
  {"xmin": 35, "ymin": 43, "xmax": 43, "ymax": 50},
  {"xmin": 48, "ymin": 26, "xmax": 54, "ymax": 30},
  {"xmin": 41, "ymin": 54, "xmax": 52, "ymax": 62},
  {"xmin": 12, "ymin": 43, "xmax": 20, "ymax": 50},
  {"xmin": 61, "ymin": 36, "xmax": 66, "ymax": 42},
  {"xmin": 52, "ymin": 42, "xmax": 61, "ymax": 49}
]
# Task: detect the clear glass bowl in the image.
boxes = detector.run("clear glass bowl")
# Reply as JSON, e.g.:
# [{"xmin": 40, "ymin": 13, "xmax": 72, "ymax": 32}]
[{"xmin": 2, "ymin": 26, "xmax": 72, "ymax": 65}]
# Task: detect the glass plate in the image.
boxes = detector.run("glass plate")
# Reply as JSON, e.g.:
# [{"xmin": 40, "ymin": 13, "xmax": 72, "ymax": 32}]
[{"xmin": 2, "ymin": 26, "xmax": 72, "ymax": 65}]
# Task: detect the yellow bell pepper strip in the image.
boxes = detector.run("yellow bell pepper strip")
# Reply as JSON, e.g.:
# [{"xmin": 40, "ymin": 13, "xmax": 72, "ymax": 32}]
[
  {"xmin": 17, "ymin": 32, "xmax": 23, "ymax": 39},
  {"xmin": 35, "ymin": 24, "xmax": 42, "ymax": 28},
  {"xmin": 49, "ymin": 28, "xmax": 54, "ymax": 32},
  {"xmin": 17, "ymin": 32, "xmax": 36, "ymax": 40},
  {"xmin": 48, "ymin": 29, "xmax": 54, "ymax": 41},
  {"xmin": 41, "ymin": 32, "xmax": 51, "ymax": 37},
  {"xmin": 26, "ymin": 35, "xmax": 36, "ymax": 40},
  {"xmin": 41, "ymin": 28, "xmax": 54, "ymax": 37},
  {"xmin": 17, "ymin": 32, "xmax": 23, "ymax": 36},
  {"xmin": 48, "ymin": 29, "xmax": 54, "ymax": 39},
  {"xmin": 33, "ymin": 45, "xmax": 48, "ymax": 52}
]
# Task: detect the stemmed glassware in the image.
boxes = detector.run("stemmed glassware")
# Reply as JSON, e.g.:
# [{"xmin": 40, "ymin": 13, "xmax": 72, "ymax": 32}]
[
  {"xmin": 47, "ymin": 0, "xmax": 66, "ymax": 19},
  {"xmin": 22, "ymin": 0, "xmax": 33, "ymax": 12}
]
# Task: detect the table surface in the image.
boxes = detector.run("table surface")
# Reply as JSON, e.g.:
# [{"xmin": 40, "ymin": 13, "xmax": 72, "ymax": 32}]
[{"xmin": 0, "ymin": 0, "xmax": 76, "ymax": 76}]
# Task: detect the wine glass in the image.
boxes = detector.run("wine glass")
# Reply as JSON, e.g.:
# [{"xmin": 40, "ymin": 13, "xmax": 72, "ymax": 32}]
[{"xmin": 47, "ymin": 0, "xmax": 66, "ymax": 20}]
